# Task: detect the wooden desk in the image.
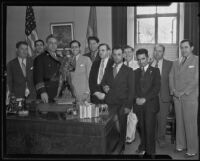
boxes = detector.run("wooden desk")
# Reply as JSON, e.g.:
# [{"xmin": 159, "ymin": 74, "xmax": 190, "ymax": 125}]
[{"xmin": 6, "ymin": 110, "xmax": 121, "ymax": 154}]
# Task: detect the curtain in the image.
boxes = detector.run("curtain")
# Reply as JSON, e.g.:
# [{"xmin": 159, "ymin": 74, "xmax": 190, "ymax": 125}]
[
  {"xmin": 112, "ymin": 7, "xmax": 127, "ymax": 48},
  {"xmin": 184, "ymin": 3, "xmax": 199, "ymax": 55}
]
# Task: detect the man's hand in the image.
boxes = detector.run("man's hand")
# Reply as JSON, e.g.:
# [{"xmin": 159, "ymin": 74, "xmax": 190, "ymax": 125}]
[
  {"xmin": 81, "ymin": 93, "xmax": 90, "ymax": 102},
  {"xmin": 136, "ymin": 98, "xmax": 146, "ymax": 105},
  {"xmin": 41, "ymin": 92, "xmax": 48, "ymax": 103},
  {"xmin": 173, "ymin": 90, "xmax": 185, "ymax": 99},
  {"xmin": 103, "ymin": 85, "xmax": 110, "ymax": 93},
  {"xmin": 94, "ymin": 92, "xmax": 105, "ymax": 100},
  {"xmin": 124, "ymin": 107, "xmax": 131, "ymax": 114}
]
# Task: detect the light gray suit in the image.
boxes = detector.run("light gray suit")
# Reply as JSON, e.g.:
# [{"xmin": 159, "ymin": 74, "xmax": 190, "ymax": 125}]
[
  {"xmin": 70, "ymin": 55, "xmax": 92, "ymax": 102},
  {"xmin": 169, "ymin": 54, "xmax": 199, "ymax": 154}
]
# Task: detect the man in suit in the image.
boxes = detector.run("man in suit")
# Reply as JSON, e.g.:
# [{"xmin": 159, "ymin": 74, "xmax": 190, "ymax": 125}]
[
  {"xmin": 70, "ymin": 40, "xmax": 92, "ymax": 102},
  {"xmin": 7, "ymin": 41, "xmax": 36, "ymax": 99},
  {"xmin": 134, "ymin": 48, "xmax": 161, "ymax": 157},
  {"xmin": 89, "ymin": 43, "xmax": 113, "ymax": 104},
  {"xmin": 169, "ymin": 39, "xmax": 198, "ymax": 158},
  {"xmin": 84, "ymin": 36, "xmax": 100, "ymax": 62},
  {"xmin": 33, "ymin": 34, "xmax": 61, "ymax": 103},
  {"xmin": 151, "ymin": 44, "xmax": 173, "ymax": 147},
  {"xmin": 101, "ymin": 46, "xmax": 135, "ymax": 153},
  {"xmin": 123, "ymin": 45, "xmax": 139, "ymax": 71}
]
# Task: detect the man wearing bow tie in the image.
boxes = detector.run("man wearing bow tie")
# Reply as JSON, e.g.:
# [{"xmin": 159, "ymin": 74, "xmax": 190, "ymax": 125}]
[
  {"xmin": 134, "ymin": 48, "xmax": 161, "ymax": 158},
  {"xmin": 169, "ymin": 39, "xmax": 198, "ymax": 158},
  {"xmin": 33, "ymin": 34, "xmax": 60, "ymax": 103},
  {"xmin": 101, "ymin": 46, "xmax": 135, "ymax": 154},
  {"xmin": 7, "ymin": 41, "xmax": 36, "ymax": 99}
]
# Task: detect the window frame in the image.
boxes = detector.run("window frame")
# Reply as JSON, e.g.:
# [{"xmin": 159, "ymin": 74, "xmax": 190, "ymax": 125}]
[{"xmin": 134, "ymin": 3, "xmax": 180, "ymax": 45}]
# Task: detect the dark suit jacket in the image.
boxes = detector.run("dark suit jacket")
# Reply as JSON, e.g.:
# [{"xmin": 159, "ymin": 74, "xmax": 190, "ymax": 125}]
[
  {"xmin": 134, "ymin": 65, "xmax": 161, "ymax": 113},
  {"xmin": 84, "ymin": 51, "xmax": 100, "ymax": 62},
  {"xmin": 7, "ymin": 57, "xmax": 36, "ymax": 99},
  {"xmin": 160, "ymin": 59, "xmax": 172, "ymax": 102},
  {"xmin": 101, "ymin": 64, "xmax": 135, "ymax": 109},
  {"xmin": 89, "ymin": 58, "xmax": 114, "ymax": 104}
]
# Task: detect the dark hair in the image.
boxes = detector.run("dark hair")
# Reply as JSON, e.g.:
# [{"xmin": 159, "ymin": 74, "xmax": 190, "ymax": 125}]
[
  {"xmin": 112, "ymin": 45, "xmax": 123, "ymax": 51},
  {"xmin": 16, "ymin": 41, "xmax": 28, "ymax": 49},
  {"xmin": 98, "ymin": 43, "xmax": 110, "ymax": 50},
  {"xmin": 136, "ymin": 48, "xmax": 149, "ymax": 57},
  {"xmin": 180, "ymin": 39, "xmax": 194, "ymax": 47},
  {"xmin": 46, "ymin": 34, "xmax": 57, "ymax": 42},
  {"xmin": 34, "ymin": 39, "xmax": 44, "ymax": 47},
  {"xmin": 87, "ymin": 36, "xmax": 99, "ymax": 44},
  {"xmin": 70, "ymin": 40, "xmax": 81, "ymax": 47},
  {"xmin": 154, "ymin": 44, "xmax": 165, "ymax": 52},
  {"xmin": 123, "ymin": 45, "xmax": 134, "ymax": 52}
]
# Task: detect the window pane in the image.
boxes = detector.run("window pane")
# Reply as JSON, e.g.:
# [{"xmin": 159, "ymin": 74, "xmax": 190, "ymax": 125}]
[
  {"xmin": 158, "ymin": 17, "xmax": 177, "ymax": 43},
  {"xmin": 137, "ymin": 7, "xmax": 156, "ymax": 15},
  {"xmin": 137, "ymin": 18, "xmax": 155, "ymax": 43},
  {"xmin": 157, "ymin": 3, "xmax": 177, "ymax": 14}
]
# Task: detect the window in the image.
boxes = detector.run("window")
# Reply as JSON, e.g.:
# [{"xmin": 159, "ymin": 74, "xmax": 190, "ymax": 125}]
[{"xmin": 135, "ymin": 3, "xmax": 179, "ymax": 44}]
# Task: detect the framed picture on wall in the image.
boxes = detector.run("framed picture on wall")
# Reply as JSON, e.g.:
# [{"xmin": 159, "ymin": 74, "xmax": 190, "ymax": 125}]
[{"xmin": 50, "ymin": 22, "xmax": 74, "ymax": 50}]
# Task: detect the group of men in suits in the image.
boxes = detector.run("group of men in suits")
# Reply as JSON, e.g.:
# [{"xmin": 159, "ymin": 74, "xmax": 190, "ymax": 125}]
[{"xmin": 6, "ymin": 35, "xmax": 198, "ymax": 158}]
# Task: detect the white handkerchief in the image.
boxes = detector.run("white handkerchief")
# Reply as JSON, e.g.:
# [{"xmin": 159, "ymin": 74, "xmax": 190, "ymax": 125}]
[
  {"xmin": 80, "ymin": 64, "xmax": 85, "ymax": 67},
  {"xmin": 30, "ymin": 66, "xmax": 34, "ymax": 70},
  {"xmin": 188, "ymin": 65, "xmax": 195, "ymax": 68}
]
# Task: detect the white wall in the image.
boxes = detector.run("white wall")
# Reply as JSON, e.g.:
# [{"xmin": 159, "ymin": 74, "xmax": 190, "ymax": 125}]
[{"xmin": 6, "ymin": 6, "xmax": 112, "ymax": 63}]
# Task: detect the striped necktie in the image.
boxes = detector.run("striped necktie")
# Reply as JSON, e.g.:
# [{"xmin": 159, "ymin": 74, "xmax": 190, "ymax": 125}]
[
  {"xmin": 181, "ymin": 56, "xmax": 187, "ymax": 65},
  {"xmin": 21, "ymin": 59, "xmax": 26, "ymax": 77}
]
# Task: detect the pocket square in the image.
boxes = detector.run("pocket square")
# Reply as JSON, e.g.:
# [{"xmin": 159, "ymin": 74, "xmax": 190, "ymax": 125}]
[
  {"xmin": 30, "ymin": 66, "xmax": 34, "ymax": 70},
  {"xmin": 80, "ymin": 64, "xmax": 85, "ymax": 67},
  {"xmin": 188, "ymin": 65, "xmax": 195, "ymax": 68}
]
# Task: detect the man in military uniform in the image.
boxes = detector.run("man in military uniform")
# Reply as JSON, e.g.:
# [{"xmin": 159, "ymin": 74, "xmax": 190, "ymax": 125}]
[{"xmin": 33, "ymin": 34, "xmax": 60, "ymax": 103}]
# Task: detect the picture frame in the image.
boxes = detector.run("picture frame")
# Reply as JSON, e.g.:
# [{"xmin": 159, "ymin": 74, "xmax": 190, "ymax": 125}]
[{"xmin": 50, "ymin": 22, "xmax": 74, "ymax": 50}]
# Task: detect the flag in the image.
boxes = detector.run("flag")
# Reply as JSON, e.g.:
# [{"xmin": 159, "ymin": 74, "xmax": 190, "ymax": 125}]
[
  {"xmin": 25, "ymin": 6, "xmax": 38, "ymax": 57},
  {"xmin": 85, "ymin": 7, "xmax": 98, "ymax": 53}
]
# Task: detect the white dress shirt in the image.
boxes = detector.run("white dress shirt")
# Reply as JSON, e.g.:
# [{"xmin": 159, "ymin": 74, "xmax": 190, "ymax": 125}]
[{"xmin": 97, "ymin": 57, "xmax": 109, "ymax": 84}]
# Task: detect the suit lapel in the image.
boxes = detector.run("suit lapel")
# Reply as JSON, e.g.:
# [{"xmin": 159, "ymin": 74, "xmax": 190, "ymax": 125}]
[
  {"xmin": 113, "ymin": 64, "xmax": 125, "ymax": 83},
  {"xmin": 15, "ymin": 58, "xmax": 26, "ymax": 79}
]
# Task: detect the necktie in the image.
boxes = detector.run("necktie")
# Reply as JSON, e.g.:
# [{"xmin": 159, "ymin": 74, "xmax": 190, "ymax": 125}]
[
  {"xmin": 155, "ymin": 60, "xmax": 159, "ymax": 68},
  {"xmin": 91, "ymin": 52, "xmax": 96, "ymax": 62},
  {"xmin": 141, "ymin": 67, "xmax": 145, "ymax": 77},
  {"xmin": 113, "ymin": 64, "xmax": 118, "ymax": 78},
  {"xmin": 98, "ymin": 59, "xmax": 105, "ymax": 83},
  {"xmin": 127, "ymin": 61, "xmax": 129, "ymax": 67},
  {"xmin": 21, "ymin": 59, "xmax": 26, "ymax": 77},
  {"xmin": 181, "ymin": 56, "xmax": 187, "ymax": 65}
]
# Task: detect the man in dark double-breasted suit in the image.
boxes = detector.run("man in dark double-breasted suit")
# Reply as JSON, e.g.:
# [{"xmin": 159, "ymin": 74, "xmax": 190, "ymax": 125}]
[
  {"xmin": 133, "ymin": 48, "xmax": 161, "ymax": 157},
  {"xmin": 101, "ymin": 46, "xmax": 135, "ymax": 154}
]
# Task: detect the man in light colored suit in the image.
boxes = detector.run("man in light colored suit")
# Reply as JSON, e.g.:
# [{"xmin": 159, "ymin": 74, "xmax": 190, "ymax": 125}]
[
  {"xmin": 70, "ymin": 40, "xmax": 92, "ymax": 102},
  {"xmin": 151, "ymin": 44, "xmax": 173, "ymax": 147},
  {"xmin": 169, "ymin": 39, "xmax": 199, "ymax": 158}
]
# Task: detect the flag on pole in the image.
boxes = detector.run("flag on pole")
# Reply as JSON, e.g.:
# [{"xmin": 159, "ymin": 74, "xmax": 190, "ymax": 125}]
[
  {"xmin": 85, "ymin": 6, "xmax": 98, "ymax": 53},
  {"xmin": 25, "ymin": 6, "xmax": 38, "ymax": 57}
]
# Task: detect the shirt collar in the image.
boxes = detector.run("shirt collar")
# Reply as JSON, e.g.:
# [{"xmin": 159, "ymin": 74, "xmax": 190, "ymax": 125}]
[{"xmin": 143, "ymin": 64, "xmax": 149, "ymax": 72}]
